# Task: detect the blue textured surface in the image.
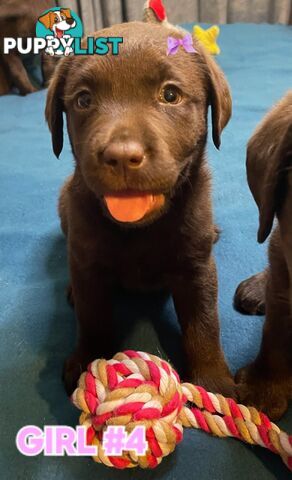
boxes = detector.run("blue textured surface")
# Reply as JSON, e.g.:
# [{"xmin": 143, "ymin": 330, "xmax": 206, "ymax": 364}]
[{"xmin": 0, "ymin": 24, "xmax": 292, "ymax": 479}]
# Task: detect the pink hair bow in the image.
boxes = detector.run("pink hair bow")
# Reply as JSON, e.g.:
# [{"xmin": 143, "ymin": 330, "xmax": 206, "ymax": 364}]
[{"xmin": 167, "ymin": 34, "xmax": 197, "ymax": 55}]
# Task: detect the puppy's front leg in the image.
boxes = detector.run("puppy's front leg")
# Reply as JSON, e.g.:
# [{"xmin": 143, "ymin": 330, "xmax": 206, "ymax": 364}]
[
  {"xmin": 171, "ymin": 256, "xmax": 235, "ymax": 396},
  {"xmin": 63, "ymin": 257, "xmax": 115, "ymax": 395},
  {"xmin": 2, "ymin": 51, "xmax": 37, "ymax": 95},
  {"xmin": 236, "ymin": 229, "xmax": 292, "ymax": 420}
]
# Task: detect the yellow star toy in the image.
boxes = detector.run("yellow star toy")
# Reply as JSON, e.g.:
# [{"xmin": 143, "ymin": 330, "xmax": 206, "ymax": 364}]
[{"xmin": 193, "ymin": 25, "xmax": 221, "ymax": 55}]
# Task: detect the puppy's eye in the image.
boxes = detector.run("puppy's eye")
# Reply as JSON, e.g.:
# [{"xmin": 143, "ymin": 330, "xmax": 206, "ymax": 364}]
[
  {"xmin": 159, "ymin": 85, "xmax": 182, "ymax": 105},
  {"xmin": 76, "ymin": 92, "xmax": 91, "ymax": 109},
  {"xmin": 54, "ymin": 16, "xmax": 59, "ymax": 23},
  {"xmin": 61, "ymin": 14, "xmax": 66, "ymax": 21}
]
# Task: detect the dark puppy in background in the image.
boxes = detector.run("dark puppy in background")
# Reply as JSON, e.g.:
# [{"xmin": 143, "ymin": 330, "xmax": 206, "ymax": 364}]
[
  {"xmin": 234, "ymin": 91, "xmax": 292, "ymax": 419},
  {"xmin": 46, "ymin": 11, "xmax": 233, "ymax": 395},
  {"xmin": 0, "ymin": 0, "xmax": 56, "ymax": 95}
]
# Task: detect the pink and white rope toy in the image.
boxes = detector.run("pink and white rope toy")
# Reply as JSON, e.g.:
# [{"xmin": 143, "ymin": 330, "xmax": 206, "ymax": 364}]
[{"xmin": 72, "ymin": 350, "xmax": 292, "ymax": 470}]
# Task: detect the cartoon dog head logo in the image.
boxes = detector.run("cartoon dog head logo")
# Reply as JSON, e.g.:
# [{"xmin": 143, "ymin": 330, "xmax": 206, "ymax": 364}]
[
  {"xmin": 38, "ymin": 8, "xmax": 76, "ymax": 38},
  {"xmin": 36, "ymin": 7, "xmax": 83, "ymax": 56}
]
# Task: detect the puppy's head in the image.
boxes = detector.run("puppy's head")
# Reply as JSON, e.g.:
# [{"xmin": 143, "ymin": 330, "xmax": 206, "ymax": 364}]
[
  {"xmin": 246, "ymin": 91, "xmax": 292, "ymax": 243},
  {"xmin": 39, "ymin": 9, "xmax": 76, "ymax": 36},
  {"xmin": 46, "ymin": 21, "xmax": 231, "ymax": 226}
]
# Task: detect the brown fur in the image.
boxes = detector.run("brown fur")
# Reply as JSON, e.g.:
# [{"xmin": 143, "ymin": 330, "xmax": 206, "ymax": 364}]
[
  {"xmin": 0, "ymin": 57, "xmax": 11, "ymax": 95},
  {"xmin": 234, "ymin": 91, "xmax": 292, "ymax": 419},
  {"xmin": 45, "ymin": 21, "xmax": 234, "ymax": 395},
  {"xmin": 0, "ymin": 0, "xmax": 57, "ymax": 95}
]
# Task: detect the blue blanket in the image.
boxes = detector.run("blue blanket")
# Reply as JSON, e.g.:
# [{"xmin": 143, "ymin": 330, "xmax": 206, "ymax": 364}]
[{"xmin": 0, "ymin": 24, "xmax": 292, "ymax": 480}]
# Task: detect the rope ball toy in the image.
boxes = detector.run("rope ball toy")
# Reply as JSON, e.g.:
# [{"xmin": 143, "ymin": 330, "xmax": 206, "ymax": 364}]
[{"xmin": 72, "ymin": 350, "xmax": 292, "ymax": 470}]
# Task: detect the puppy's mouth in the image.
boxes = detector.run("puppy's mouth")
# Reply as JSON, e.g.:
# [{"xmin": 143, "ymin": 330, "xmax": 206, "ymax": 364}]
[
  {"xmin": 55, "ymin": 27, "xmax": 64, "ymax": 38},
  {"xmin": 103, "ymin": 191, "xmax": 165, "ymax": 224}
]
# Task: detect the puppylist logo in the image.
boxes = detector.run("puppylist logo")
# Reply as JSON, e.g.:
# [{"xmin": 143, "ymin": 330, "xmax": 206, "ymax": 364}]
[
  {"xmin": 37, "ymin": 7, "xmax": 82, "ymax": 56},
  {"xmin": 3, "ymin": 7, "xmax": 123, "ymax": 57}
]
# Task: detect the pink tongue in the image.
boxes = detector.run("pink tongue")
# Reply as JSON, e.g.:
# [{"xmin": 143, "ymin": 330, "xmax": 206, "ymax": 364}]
[
  {"xmin": 56, "ymin": 28, "xmax": 63, "ymax": 38},
  {"xmin": 104, "ymin": 193, "xmax": 165, "ymax": 223}
]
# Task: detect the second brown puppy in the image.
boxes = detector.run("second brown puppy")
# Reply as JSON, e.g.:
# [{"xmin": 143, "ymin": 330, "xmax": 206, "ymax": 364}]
[
  {"xmin": 46, "ymin": 19, "xmax": 233, "ymax": 395},
  {"xmin": 235, "ymin": 91, "xmax": 292, "ymax": 420}
]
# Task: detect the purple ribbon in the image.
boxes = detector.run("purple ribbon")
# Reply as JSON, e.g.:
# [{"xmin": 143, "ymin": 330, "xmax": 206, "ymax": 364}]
[{"xmin": 167, "ymin": 34, "xmax": 197, "ymax": 56}]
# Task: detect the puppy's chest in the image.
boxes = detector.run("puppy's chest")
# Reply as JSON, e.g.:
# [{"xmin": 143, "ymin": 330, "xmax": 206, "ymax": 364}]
[{"xmin": 112, "ymin": 241, "xmax": 179, "ymax": 291}]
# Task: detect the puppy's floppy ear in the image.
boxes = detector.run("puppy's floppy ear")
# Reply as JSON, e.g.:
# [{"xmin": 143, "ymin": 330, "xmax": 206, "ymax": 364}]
[
  {"xmin": 38, "ymin": 11, "xmax": 54, "ymax": 30},
  {"xmin": 198, "ymin": 46, "xmax": 232, "ymax": 149},
  {"xmin": 60, "ymin": 8, "xmax": 71, "ymax": 19},
  {"xmin": 247, "ymin": 123, "xmax": 292, "ymax": 243},
  {"xmin": 45, "ymin": 60, "xmax": 68, "ymax": 158}
]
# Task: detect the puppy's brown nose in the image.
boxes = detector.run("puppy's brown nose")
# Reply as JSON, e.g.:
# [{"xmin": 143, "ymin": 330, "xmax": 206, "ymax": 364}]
[
  {"xmin": 66, "ymin": 17, "xmax": 75, "ymax": 25},
  {"xmin": 102, "ymin": 142, "xmax": 145, "ymax": 169}
]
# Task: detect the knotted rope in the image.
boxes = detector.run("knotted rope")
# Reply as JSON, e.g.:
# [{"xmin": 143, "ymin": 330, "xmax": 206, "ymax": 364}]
[{"xmin": 72, "ymin": 350, "xmax": 292, "ymax": 470}]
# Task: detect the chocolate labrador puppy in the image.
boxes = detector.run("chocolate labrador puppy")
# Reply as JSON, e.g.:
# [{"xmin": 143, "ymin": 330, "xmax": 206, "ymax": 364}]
[
  {"xmin": 234, "ymin": 91, "xmax": 292, "ymax": 419},
  {"xmin": 46, "ymin": 18, "xmax": 233, "ymax": 395}
]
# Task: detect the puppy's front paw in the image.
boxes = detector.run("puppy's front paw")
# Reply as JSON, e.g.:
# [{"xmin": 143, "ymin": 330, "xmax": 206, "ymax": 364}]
[
  {"xmin": 189, "ymin": 369, "xmax": 237, "ymax": 399},
  {"xmin": 234, "ymin": 271, "xmax": 266, "ymax": 315},
  {"xmin": 235, "ymin": 364, "xmax": 291, "ymax": 420}
]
